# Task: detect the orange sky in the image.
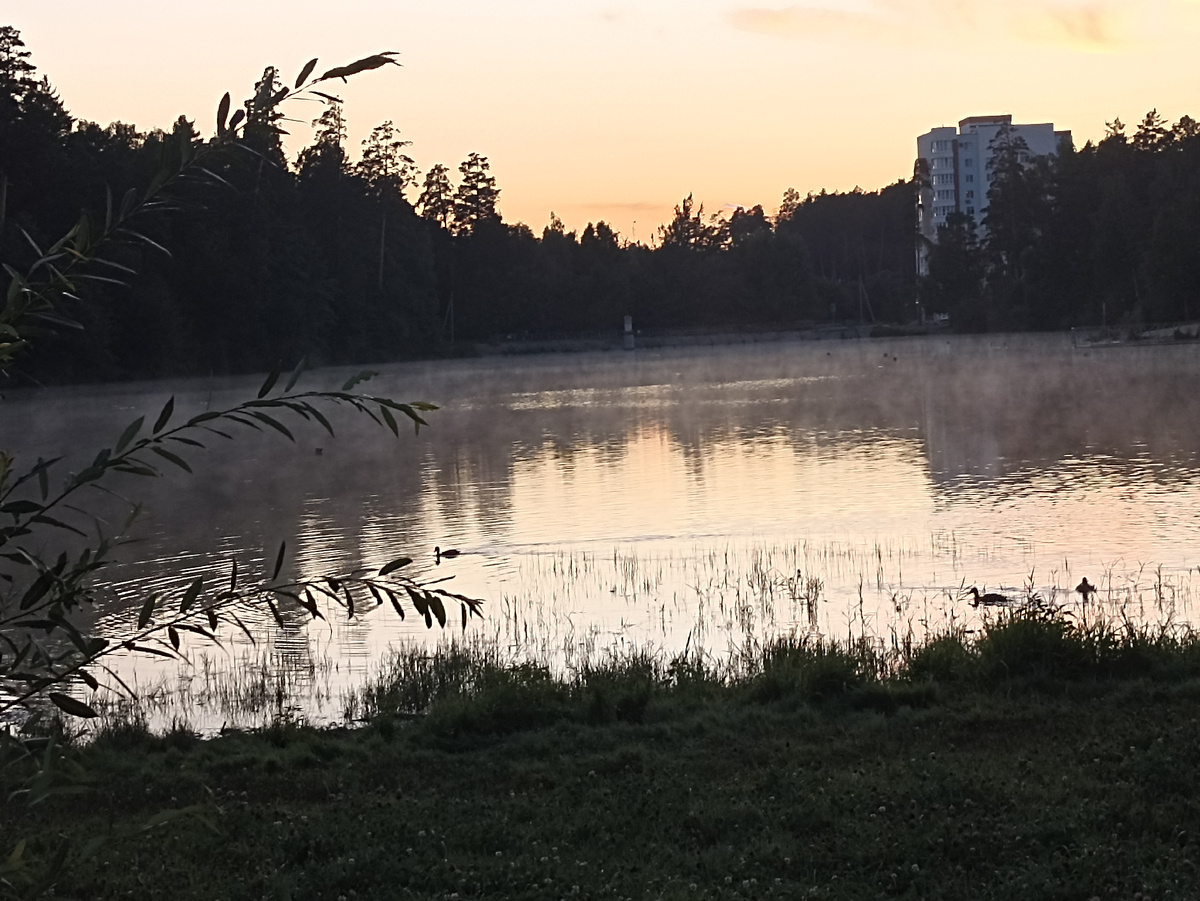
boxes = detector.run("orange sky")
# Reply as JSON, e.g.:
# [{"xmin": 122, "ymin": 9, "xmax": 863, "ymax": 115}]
[{"xmin": 8, "ymin": 1, "xmax": 1200, "ymax": 239}]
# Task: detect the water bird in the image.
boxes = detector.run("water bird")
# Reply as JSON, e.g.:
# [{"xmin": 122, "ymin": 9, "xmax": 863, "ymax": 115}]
[
  {"xmin": 968, "ymin": 586, "xmax": 1011, "ymax": 607},
  {"xmin": 435, "ymin": 546, "xmax": 460, "ymax": 564},
  {"xmin": 1076, "ymin": 577, "xmax": 1096, "ymax": 601}
]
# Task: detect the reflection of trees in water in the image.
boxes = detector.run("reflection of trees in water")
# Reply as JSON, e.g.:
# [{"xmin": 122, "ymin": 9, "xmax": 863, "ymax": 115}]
[
  {"xmin": 6, "ymin": 336, "xmax": 1200, "ymax": 627},
  {"xmin": 916, "ymin": 336, "xmax": 1200, "ymax": 487}
]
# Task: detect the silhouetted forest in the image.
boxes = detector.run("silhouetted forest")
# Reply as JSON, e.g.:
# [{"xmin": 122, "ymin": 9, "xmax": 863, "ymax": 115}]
[
  {"xmin": 0, "ymin": 28, "xmax": 918, "ymax": 385},
  {"xmin": 4, "ymin": 26, "xmax": 1200, "ymax": 385},
  {"xmin": 922, "ymin": 111, "xmax": 1200, "ymax": 332}
]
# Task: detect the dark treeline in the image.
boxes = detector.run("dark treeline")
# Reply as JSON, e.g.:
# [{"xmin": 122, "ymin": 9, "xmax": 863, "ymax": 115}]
[
  {"xmin": 0, "ymin": 27, "xmax": 915, "ymax": 385},
  {"xmin": 922, "ymin": 111, "xmax": 1200, "ymax": 332},
  {"xmin": 8, "ymin": 26, "xmax": 1199, "ymax": 386}
]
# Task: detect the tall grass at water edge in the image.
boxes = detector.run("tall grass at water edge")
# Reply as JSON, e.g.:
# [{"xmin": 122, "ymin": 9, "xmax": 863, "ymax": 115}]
[
  {"xmin": 331, "ymin": 604, "xmax": 1200, "ymax": 743},
  {"xmin": 67, "ymin": 606, "xmax": 1200, "ymax": 742},
  {"xmin": 56, "ymin": 543, "xmax": 1200, "ymax": 739}
]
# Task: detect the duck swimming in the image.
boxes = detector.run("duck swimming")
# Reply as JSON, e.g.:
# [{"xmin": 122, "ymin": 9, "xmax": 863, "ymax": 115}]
[
  {"xmin": 968, "ymin": 586, "xmax": 1011, "ymax": 607},
  {"xmin": 1075, "ymin": 577, "xmax": 1096, "ymax": 601},
  {"xmin": 435, "ymin": 546, "xmax": 460, "ymax": 564}
]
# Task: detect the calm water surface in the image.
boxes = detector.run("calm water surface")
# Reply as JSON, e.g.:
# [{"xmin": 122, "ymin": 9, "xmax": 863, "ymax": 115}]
[{"xmin": 5, "ymin": 334, "xmax": 1200, "ymax": 726}]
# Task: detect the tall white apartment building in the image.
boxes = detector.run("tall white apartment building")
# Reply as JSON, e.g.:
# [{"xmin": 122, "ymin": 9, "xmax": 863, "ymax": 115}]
[{"xmin": 915, "ymin": 114, "xmax": 1070, "ymax": 275}]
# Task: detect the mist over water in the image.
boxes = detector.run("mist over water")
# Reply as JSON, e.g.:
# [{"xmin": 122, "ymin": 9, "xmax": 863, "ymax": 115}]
[{"xmin": 5, "ymin": 333, "xmax": 1200, "ymax": 725}]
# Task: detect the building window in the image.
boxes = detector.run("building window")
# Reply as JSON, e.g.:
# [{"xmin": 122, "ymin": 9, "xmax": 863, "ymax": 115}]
[
  {"xmin": 965, "ymin": 174, "xmax": 974, "ymax": 183},
  {"xmin": 965, "ymin": 190, "xmax": 974, "ymax": 199},
  {"xmin": 964, "ymin": 158, "xmax": 973, "ymax": 166},
  {"xmin": 966, "ymin": 206, "xmax": 975, "ymax": 216}
]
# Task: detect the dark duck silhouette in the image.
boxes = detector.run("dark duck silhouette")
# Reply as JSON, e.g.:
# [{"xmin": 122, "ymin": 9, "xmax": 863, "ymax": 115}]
[
  {"xmin": 1075, "ymin": 577, "xmax": 1096, "ymax": 601},
  {"xmin": 968, "ymin": 586, "xmax": 1011, "ymax": 607},
  {"xmin": 434, "ymin": 546, "xmax": 460, "ymax": 564}
]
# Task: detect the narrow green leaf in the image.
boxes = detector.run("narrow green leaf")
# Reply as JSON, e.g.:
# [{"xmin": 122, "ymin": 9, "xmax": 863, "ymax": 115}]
[
  {"xmin": 380, "ymin": 405, "xmax": 399, "ymax": 437},
  {"xmin": 118, "ymin": 227, "xmax": 171, "ymax": 257},
  {"xmin": 427, "ymin": 592, "xmax": 447, "ymax": 628},
  {"xmin": 30, "ymin": 515, "xmax": 86, "ymax": 536},
  {"xmin": 228, "ymin": 612, "xmax": 257, "ymax": 643},
  {"xmin": 195, "ymin": 166, "xmax": 234, "ymax": 190},
  {"xmin": 150, "ymin": 447, "xmax": 193, "ymax": 473},
  {"xmin": 394, "ymin": 403, "xmax": 430, "ymax": 434},
  {"xmin": 119, "ymin": 186, "xmax": 138, "ymax": 218},
  {"xmin": 264, "ymin": 596, "xmax": 285, "ymax": 629},
  {"xmin": 19, "ymin": 572, "xmax": 54, "ymax": 610},
  {"xmin": 127, "ymin": 643, "xmax": 176, "ymax": 659},
  {"xmin": 229, "ymin": 558, "xmax": 238, "ymax": 592},
  {"xmin": 179, "ymin": 578, "xmax": 203, "ymax": 615},
  {"xmin": 378, "ymin": 556, "xmax": 413, "ymax": 577},
  {"xmin": 37, "ymin": 459, "xmax": 49, "ymax": 500},
  {"xmin": 298, "ymin": 590, "xmax": 320, "ymax": 618},
  {"xmin": 247, "ymin": 411, "xmax": 294, "ymax": 441},
  {"xmin": 216, "ymin": 91, "xmax": 231, "ymax": 136},
  {"xmin": 388, "ymin": 591, "xmax": 405, "ymax": 621},
  {"xmin": 226, "ymin": 414, "xmax": 262, "ymax": 431},
  {"xmin": 272, "ymin": 541, "xmax": 286, "ymax": 581},
  {"xmin": 78, "ymin": 669, "xmax": 99, "ymax": 691},
  {"xmin": 113, "ymin": 464, "xmax": 159, "ymax": 477},
  {"xmin": 316, "ymin": 52, "xmax": 400, "ymax": 83},
  {"xmin": 228, "ymin": 109, "xmax": 245, "ymax": 131},
  {"xmin": 49, "ymin": 692, "xmax": 98, "ymax": 719},
  {"xmin": 257, "ymin": 364, "xmax": 282, "ymax": 399},
  {"xmin": 405, "ymin": 586, "xmax": 428, "ymax": 618},
  {"xmin": 114, "ymin": 416, "xmax": 145, "ymax": 454},
  {"xmin": 295, "ymin": 57, "xmax": 319, "ymax": 87},
  {"xmin": 153, "ymin": 396, "xmax": 175, "ymax": 433},
  {"xmin": 168, "ymin": 626, "xmax": 180, "ymax": 651},
  {"xmin": 284, "ymin": 357, "xmax": 307, "ymax": 392},
  {"xmin": 305, "ymin": 404, "xmax": 335, "ymax": 436},
  {"xmin": 137, "ymin": 593, "xmax": 157, "ymax": 629}
]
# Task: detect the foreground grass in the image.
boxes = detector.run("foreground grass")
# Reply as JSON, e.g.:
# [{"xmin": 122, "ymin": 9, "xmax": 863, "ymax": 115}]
[{"xmin": 5, "ymin": 611, "xmax": 1200, "ymax": 899}]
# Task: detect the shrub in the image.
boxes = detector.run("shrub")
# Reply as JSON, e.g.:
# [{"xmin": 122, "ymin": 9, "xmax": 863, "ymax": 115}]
[{"xmin": 905, "ymin": 633, "xmax": 976, "ymax": 683}]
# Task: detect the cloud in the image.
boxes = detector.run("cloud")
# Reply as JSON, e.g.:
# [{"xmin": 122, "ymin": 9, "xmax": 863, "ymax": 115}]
[
  {"xmin": 729, "ymin": 0, "xmax": 1130, "ymax": 51},
  {"xmin": 1009, "ymin": 3, "xmax": 1121, "ymax": 48}
]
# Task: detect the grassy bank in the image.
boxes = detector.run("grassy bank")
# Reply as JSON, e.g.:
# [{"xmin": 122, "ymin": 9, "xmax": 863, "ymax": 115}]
[{"xmin": 4, "ymin": 608, "xmax": 1200, "ymax": 900}]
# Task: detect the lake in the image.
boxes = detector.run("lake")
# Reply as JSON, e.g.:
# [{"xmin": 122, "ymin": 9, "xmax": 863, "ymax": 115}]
[{"xmin": 4, "ymin": 333, "xmax": 1200, "ymax": 728}]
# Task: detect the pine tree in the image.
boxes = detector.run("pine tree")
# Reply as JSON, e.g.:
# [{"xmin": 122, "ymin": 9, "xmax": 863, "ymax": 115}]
[{"xmin": 452, "ymin": 152, "xmax": 499, "ymax": 233}]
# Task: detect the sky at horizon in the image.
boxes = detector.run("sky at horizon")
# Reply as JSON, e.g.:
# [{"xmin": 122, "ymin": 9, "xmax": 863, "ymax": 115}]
[{"xmin": 8, "ymin": 1, "xmax": 1200, "ymax": 239}]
